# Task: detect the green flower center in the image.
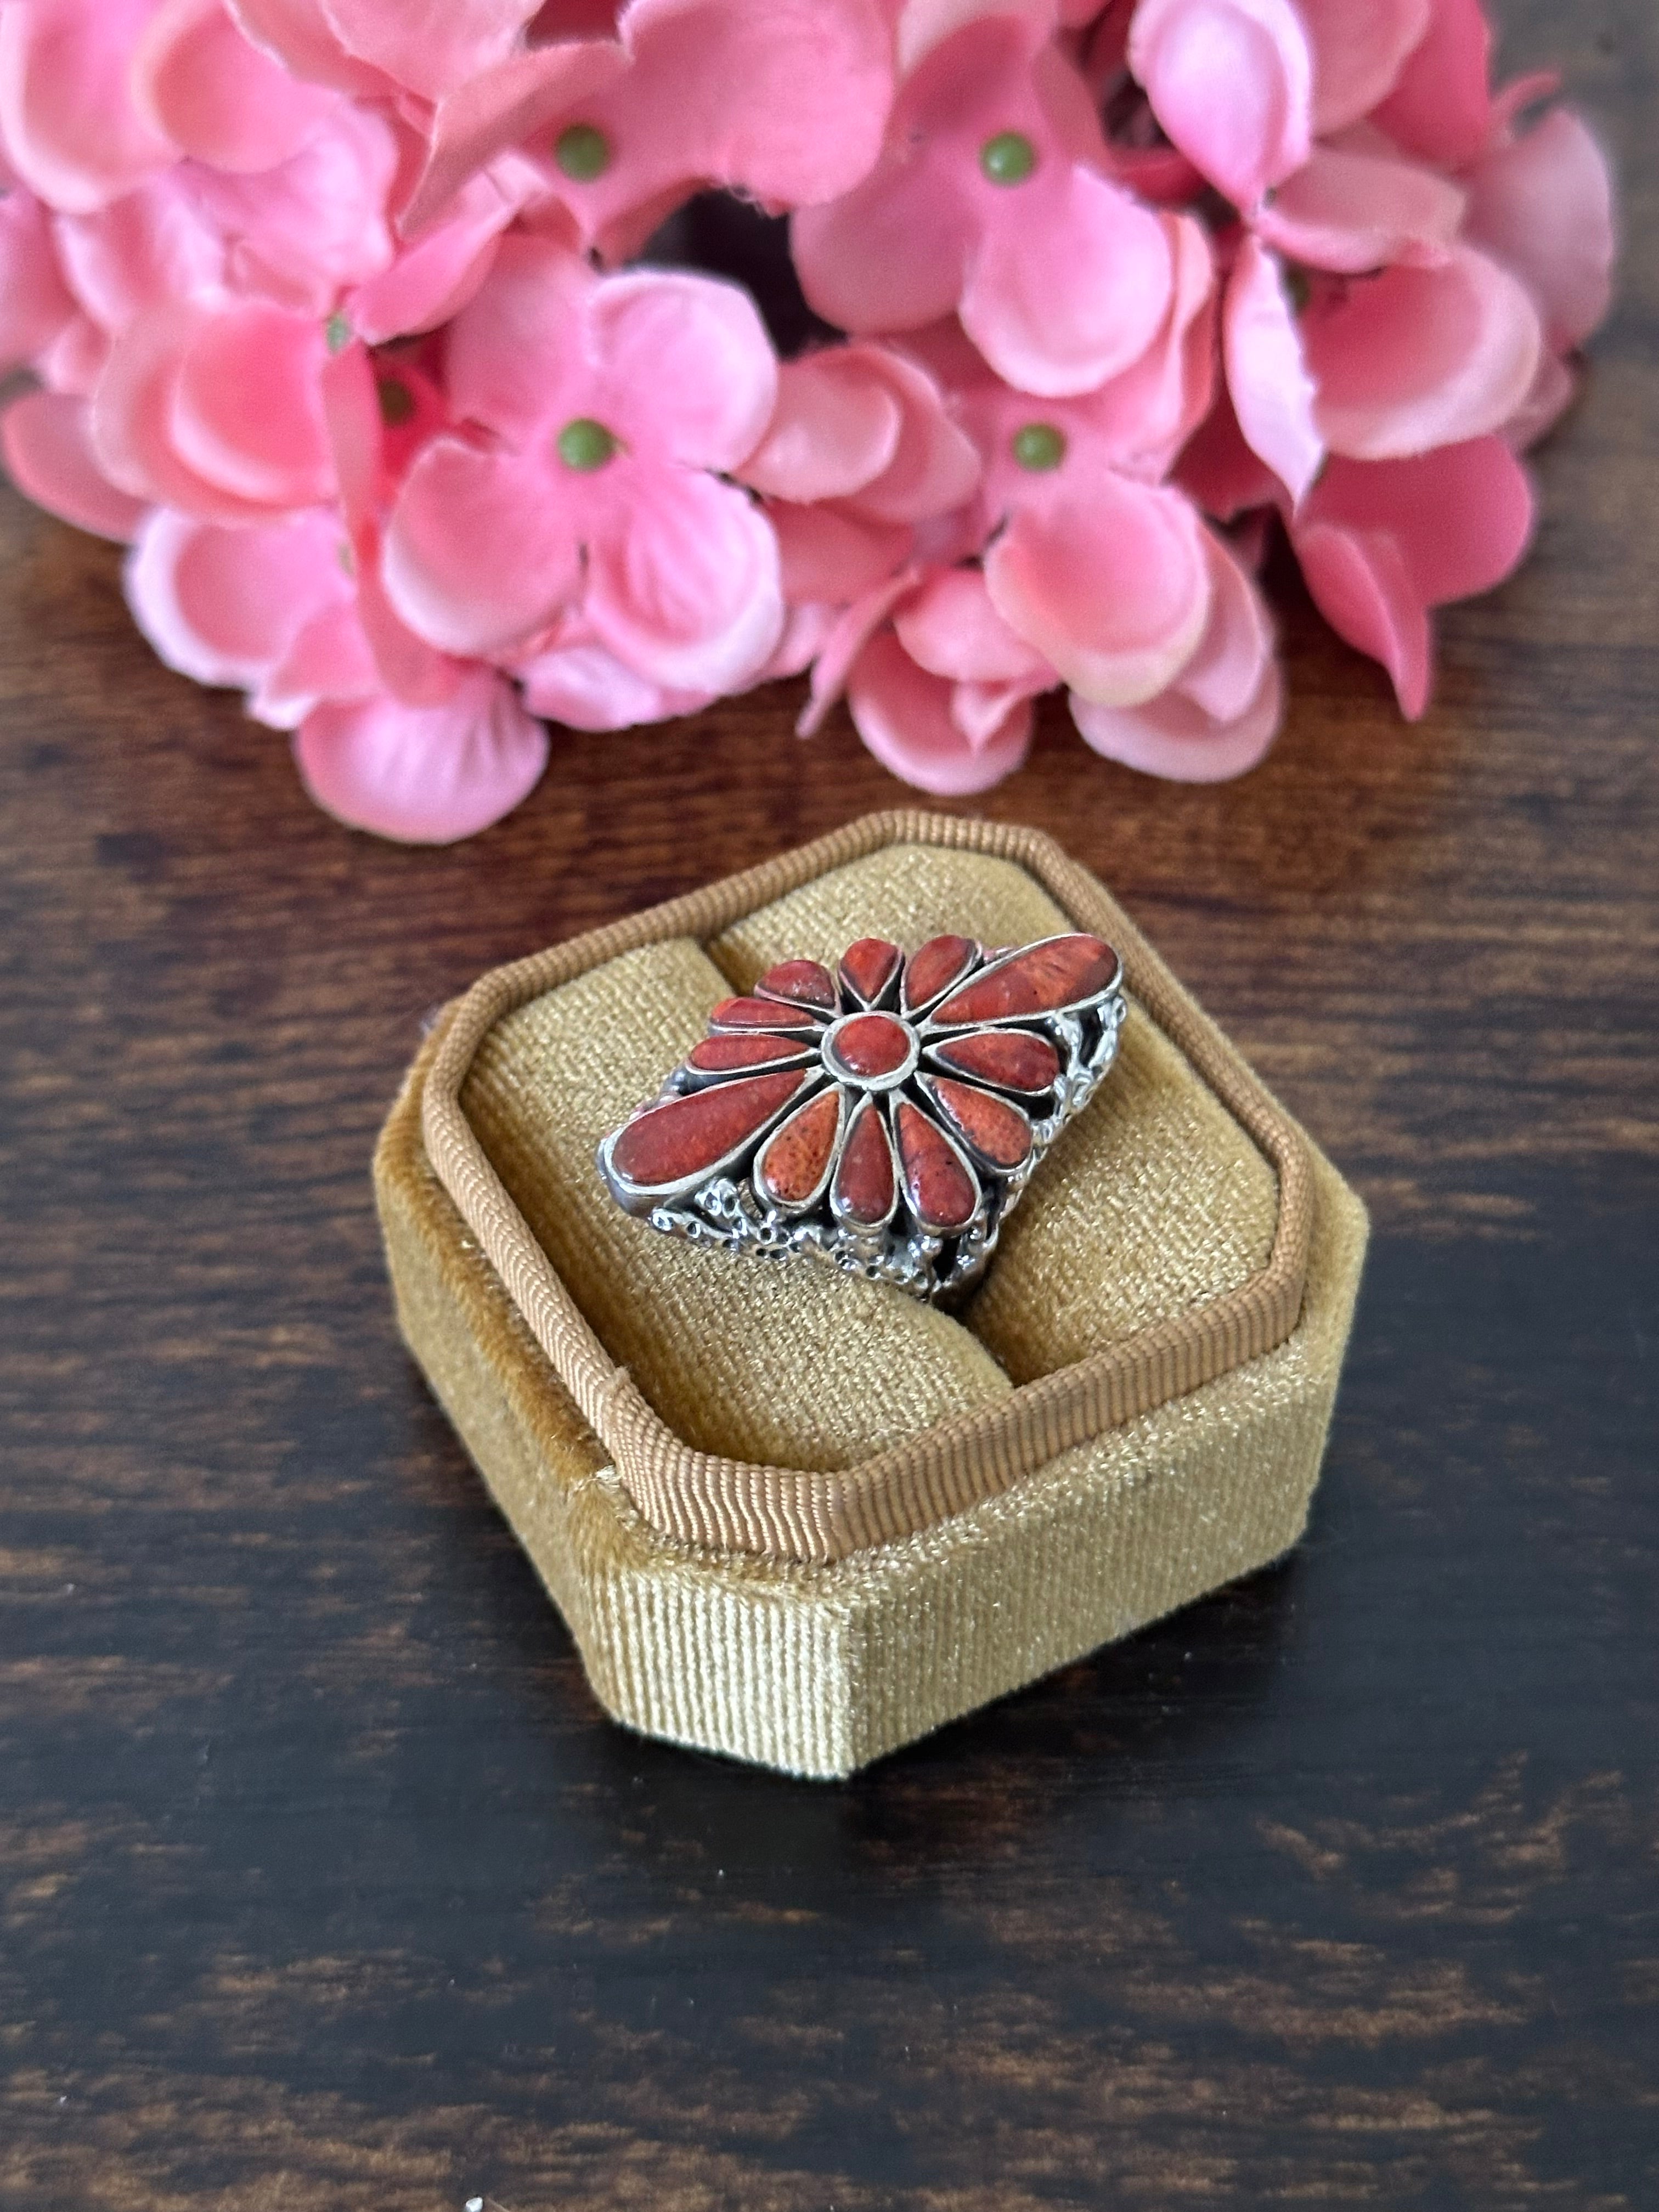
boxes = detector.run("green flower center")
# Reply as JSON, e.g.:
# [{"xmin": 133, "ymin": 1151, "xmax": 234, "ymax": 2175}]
[
  {"xmin": 324, "ymin": 310, "xmax": 352, "ymax": 354},
  {"xmin": 980, "ymin": 130, "xmax": 1037, "ymax": 185},
  {"xmin": 555, "ymin": 123, "xmax": 611, "ymax": 180},
  {"xmin": 376, "ymin": 375, "xmax": 414, "ymax": 427},
  {"xmin": 557, "ymin": 417, "xmax": 618, "ymax": 471},
  {"xmin": 1011, "ymin": 421, "xmax": 1066, "ymax": 471}
]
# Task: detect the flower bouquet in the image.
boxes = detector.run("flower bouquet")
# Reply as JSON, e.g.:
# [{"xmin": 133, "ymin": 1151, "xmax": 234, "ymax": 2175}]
[{"xmin": 0, "ymin": 0, "xmax": 1616, "ymax": 839}]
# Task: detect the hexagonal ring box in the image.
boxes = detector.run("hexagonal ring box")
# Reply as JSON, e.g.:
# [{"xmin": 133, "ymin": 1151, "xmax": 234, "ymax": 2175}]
[{"xmin": 374, "ymin": 814, "xmax": 1368, "ymax": 1778}]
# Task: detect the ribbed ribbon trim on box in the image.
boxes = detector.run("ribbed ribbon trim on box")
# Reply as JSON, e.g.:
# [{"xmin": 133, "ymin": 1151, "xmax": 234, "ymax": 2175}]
[{"xmin": 420, "ymin": 813, "xmax": 1314, "ymax": 1565}]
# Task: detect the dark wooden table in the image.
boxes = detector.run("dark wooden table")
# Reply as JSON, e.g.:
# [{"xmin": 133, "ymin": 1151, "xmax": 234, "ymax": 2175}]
[{"xmin": 3, "ymin": 7, "xmax": 1655, "ymax": 2204}]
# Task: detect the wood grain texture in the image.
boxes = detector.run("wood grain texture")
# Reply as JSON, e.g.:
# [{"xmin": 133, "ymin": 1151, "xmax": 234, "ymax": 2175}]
[{"xmin": 1, "ymin": 3, "xmax": 1655, "ymax": 2203}]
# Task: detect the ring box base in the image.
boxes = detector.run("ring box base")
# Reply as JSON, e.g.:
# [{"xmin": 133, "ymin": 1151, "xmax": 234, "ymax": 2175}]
[{"xmin": 374, "ymin": 816, "xmax": 1368, "ymax": 1778}]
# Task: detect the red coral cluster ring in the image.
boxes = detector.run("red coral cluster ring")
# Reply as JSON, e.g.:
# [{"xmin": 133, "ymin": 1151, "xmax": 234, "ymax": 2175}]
[{"xmin": 597, "ymin": 931, "xmax": 1126, "ymax": 1302}]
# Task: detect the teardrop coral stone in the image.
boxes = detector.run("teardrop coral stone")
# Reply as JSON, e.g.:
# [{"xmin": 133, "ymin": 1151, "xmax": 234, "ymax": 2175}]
[
  {"xmin": 611, "ymin": 1071, "xmax": 806, "ymax": 1192},
  {"xmin": 930, "ymin": 1029, "xmax": 1060, "ymax": 1093},
  {"xmin": 709, "ymin": 995, "xmax": 823, "ymax": 1033},
  {"xmin": 894, "ymin": 1101, "xmax": 979, "ymax": 1232},
  {"xmin": 902, "ymin": 934, "xmax": 978, "ymax": 1014},
  {"xmin": 839, "ymin": 938, "xmax": 901, "ymax": 1006},
  {"xmin": 754, "ymin": 958, "xmax": 837, "ymax": 1012},
  {"xmin": 755, "ymin": 1087, "xmax": 841, "ymax": 1208},
  {"xmin": 833, "ymin": 1099, "xmax": 895, "ymax": 1226},
  {"xmin": 933, "ymin": 934, "xmax": 1116, "ymax": 1025},
  {"xmin": 686, "ymin": 1034, "xmax": 811, "ymax": 1076},
  {"xmin": 927, "ymin": 1077, "xmax": 1032, "ymax": 1171}
]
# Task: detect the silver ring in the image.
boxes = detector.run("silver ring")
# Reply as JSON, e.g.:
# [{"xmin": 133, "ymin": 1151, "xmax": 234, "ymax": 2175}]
[{"xmin": 597, "ymin": 930, "xmax": 1126, "ymax": 1303}]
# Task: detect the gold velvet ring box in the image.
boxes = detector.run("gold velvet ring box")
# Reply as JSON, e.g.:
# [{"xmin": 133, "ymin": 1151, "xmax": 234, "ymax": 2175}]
[{"xmin": 374, "ymin": 813, "xmax": 1368, "ymax": 1778}]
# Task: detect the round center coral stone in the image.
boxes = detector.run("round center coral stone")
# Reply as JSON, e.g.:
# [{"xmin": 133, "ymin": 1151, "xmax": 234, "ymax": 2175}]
[
  {"xmin": 980, "ymin": 130, "xmax": 1037, "ymax": 184},
  {"xmin": 557, "ymin": 416, "xmax": 617, "ymax": 470},
  {"xmin": 827, "ymin": 1013, "xmax": 913, "ymax": 1082}
]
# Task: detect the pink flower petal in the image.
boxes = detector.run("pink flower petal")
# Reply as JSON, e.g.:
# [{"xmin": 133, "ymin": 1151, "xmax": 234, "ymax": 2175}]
[
  {"xmin": 740, "ymin": 351, "xmax": 904, "ymax": 505},
  {"xmin": 251, "ymin": 599, "xmax": 380, "ymax": 726},
  {"xmin": 1128, "ymin": 0, "xmax": 1312, "ymax": 208},
  {"xmin": 1504, "ymin": 350, "xmax": 1577, "ymax": 452},
  {"xmin": 894, "ymin": 566, "xmax": 1051, "ymax": 684},
  {"xmin": 352, "ymin": 532, "xmax": 468, "ymax": 707},
  {"xmin": 401, "ymin": 37, "xmax": 625, "ymax": 238},
  {"xmin": 1299, "ymin": 439, "xmax": 1534, "ymax": 608},
  {"xmin": 134, "ymin": 0, "xmax": 341, "ymax": 173},
  {"xmin": 961, "ymin": 163, "xmax": 1173, "ymax": 398},
  {"xmin": 584, "ymin": 466, "xmax": 783, "ymax": 692},
  {"xmin": 226, "ymin": 0, "xmax": 392, "ymax": 94},
  {"xmin": 1295, "ymin": 0, "xmax": 1430, "ymax": 136},
  {"xmin": 125, "ymin": 505, "xmax": 348, "ymax": 686},
  {"xmin": 1059, "ymin": 517, "xmax": 1277, "ymax": 773},
  {"xmin": 1255, "ymin": 144, "xmax": 1467, "ymax": 274},
  {"xmin": 91, "ymin": 305, "xmax": 276, "ymax": 522},
  {"xmin": 586, "ymin": 183, "xmax": 692, "ymax": 270},
  {"xmin": 303, "ymin": 347, "xmax": 449, "ymax": 690},
  {"xmin": 1304, "ymin": 243, "xmax": 1543, "ymax": 460},
  {"xmin": 517, "ymin": 639, "xmax": 711, "ymax": 729},
  {"xmin": 1, "ymin": 390, "xmax": 149, "ymax": 540},
  {"xmin": 1223, "ymin": 235, "xmax": 1323, "ymax": 504},
  {"xmin": 951, "ymin": 669, "xmax": 1053, "ymax": 752},
  {"xmin": 1085, "ymin": 14, "xmax": 1207, "ymax": 202},
  {"xmin": 768, "ymin": 501, "xmax": 912, "ymax": 603},
  {"xmin": 294, "ymin": 669, "xmax": 550, "ymax": 842},
  {"xmin": 53, "ymin": 177, "xmax": 223, "ymax": 333},
  {"xmin": 403, "ymin": 0, "xmax": 890, "ymax": 253},
  {"xmin": 589, "ymin": 269, "xmax": 777, "ymax": 472},
  {"xmin": 0, "ymin": 190, "xmax": 75, "ymax": 371},
  {"xmin": 842, "ymin": 345, "xmax": 981, "ymax": 524},
  {"xmin": 346, "ymin": 167, "xmax": 521, "ymax": 344},
  {"xmin": 1291, "ymin": 439, "xmax": 1533, "ymax": 715},
  {"xmin": 1464, "ymin": 108, "xmax": 1617, "ymax": 353},
  {"xmin": 894, "ymin": 0, "xmax": 1058, "ymax": 77},
  {"xmin": 36, "ymin": 313, "xmax": 111, "ymax": 398},
  {"xmin": 0, "ymin": 0, "xmax": 176, "ymax": 215},
  {"xmin": 1065, "ymin": 210, "xmax": 1215, "ymax": 475},
  {"xmin": 756, "ymin": 600, "xmax": 838, "ymax": 684},
  {"xmin": 987, "ymin": 468, "xmax": 1211, "ymax": 706},
  {"xmin": 1069, "ymin": 654, "xmax": 1281, "ymax": 779},
  {"xmin": 317, "ymin": 0, "xmax": 538, "ymax": 99},
  {"xmin": 184, "ymin": 104, "xmax": 397, "ymax": 312},
  {"xmin": 1294, "ymin": 515, "xmax": 1430, "ymax": 713},
  {"xmin": 442, "ymin": 231, "xmax": 590, "ymax": 444},
  {"xmin": 316, "ymin": 337, "xmax": 381, "ymax": 532},
  {"xmin": 761, "ymin": 336, "xmax": 982, "ymax": 526},
  {"xmin": 1177, "ymin": 527, "xmax": 1276, "ymax": 722},
  {"xmin": 1370, "ymin": 0, "xmax": 1491, "ymax": 168},
  {"xmin": 382, "ymin": 435, "xmax": 581, "ymax": 656},
  {"xmin": 170, "ymin": 303, "xmax": 337, "ymax": 507},
  {"xmin": 571, "ymin": 0, "xmax": 895, "ymax": 230},
  {"xmin": 1177, "ymin": 389, "xmax": 1283, "ymax": 520},
  {"xmin": 847, "ymin": 628, "xmax": 1032, "ymax": 796},
  {"xmin": 796, "ymin": 567, "xmax": 921, "ymax": 737},
  {"xmin": 792, "ymin": 161, "xmax": 968, "ymax": 337}
]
